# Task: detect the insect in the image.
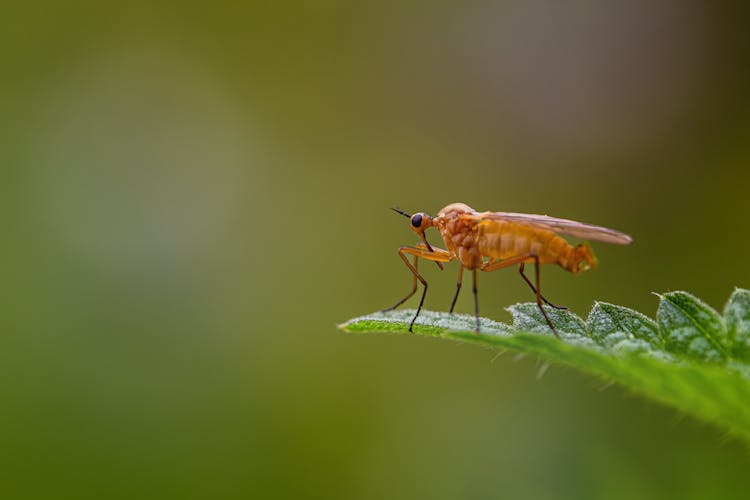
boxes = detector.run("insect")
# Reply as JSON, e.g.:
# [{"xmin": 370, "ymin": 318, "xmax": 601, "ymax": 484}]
[{"xmin": 382, "ymin": 203, "xmax": 633, "ymax": 337}]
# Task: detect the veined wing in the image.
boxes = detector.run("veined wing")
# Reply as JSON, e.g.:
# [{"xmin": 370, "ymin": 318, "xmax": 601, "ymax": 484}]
[{"xmin": 478, "ymin": 212, "xmax": 633, "ymax": 245}]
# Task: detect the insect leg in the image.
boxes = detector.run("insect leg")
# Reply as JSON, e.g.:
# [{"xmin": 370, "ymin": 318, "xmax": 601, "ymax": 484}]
[
  {"xmin": 380, "ymin": 254, "xmax": 419, "ymax": 312},
  {"xmin": 383, "ymin": 246, "xmax": 453, "ymax": 332},
  {"xmin": 480, "ymin": 254, "xmax": 559, "ymax": 338},
  {"xmin": 519, "ymin": 263, "xmax": 568, "ymax": 310},
  {"xmin": 382, "ymin": 245, "xmax": 452, "ymax": 313},
  {"xmin": 532, "ymin": 256, "xmax": 559, "ymax": 338},
  {"xmin": 403, "ymin": 251, "xmax": 428, "ymax": 333},
  {"xmin": 472, "ymin": 268, "xmax": 479, "ymax": 333},
  {"xmin": 481, "ymin": 254, "xmax": 533, "ymax": 272},
  {"xmin": 449, "ymin": 265, "xmax": 464, "ymax": 314},
  {"xmin": 416, "ymin": 243, "xmax": 449, "ymax": 270}
]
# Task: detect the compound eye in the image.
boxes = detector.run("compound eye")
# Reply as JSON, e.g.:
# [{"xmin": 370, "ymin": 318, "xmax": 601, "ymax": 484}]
[{"xmin": 411, "ymin": 214, "xmax": 423, "ymax": 228}]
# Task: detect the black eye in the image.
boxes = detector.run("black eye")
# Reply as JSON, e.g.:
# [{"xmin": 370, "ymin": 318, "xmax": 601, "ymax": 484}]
[{"xmin": 411, "ymin": 214, "xmax": 422, "ymax": 228}]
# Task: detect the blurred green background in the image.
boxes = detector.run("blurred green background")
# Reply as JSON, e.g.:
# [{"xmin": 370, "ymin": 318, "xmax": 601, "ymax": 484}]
[{"xmin": 2, "ymin": 1, "xmax": 750, "ymax": 499}]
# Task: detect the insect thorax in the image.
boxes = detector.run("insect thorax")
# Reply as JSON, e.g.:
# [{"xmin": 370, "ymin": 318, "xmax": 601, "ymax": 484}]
[{"xmin": 437, "ymin": 212, "xmax": 481, "ymax": 268}]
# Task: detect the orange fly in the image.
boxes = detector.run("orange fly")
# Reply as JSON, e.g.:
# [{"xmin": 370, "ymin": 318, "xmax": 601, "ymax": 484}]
[{"xmin": 382, "ymin": 203, "xmax": 633, "ymax": 337}]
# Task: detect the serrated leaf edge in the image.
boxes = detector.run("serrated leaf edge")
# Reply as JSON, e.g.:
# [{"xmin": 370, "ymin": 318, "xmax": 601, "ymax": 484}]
[{"xmin": 658, "ymin": 291, "xmax": 729, "ymax": 358}]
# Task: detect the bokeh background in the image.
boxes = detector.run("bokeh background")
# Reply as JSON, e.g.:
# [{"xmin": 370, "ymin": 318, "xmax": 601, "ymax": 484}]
[{"xmin": 2, "ymin": 1, "xmax": 750, "ymax": 499}]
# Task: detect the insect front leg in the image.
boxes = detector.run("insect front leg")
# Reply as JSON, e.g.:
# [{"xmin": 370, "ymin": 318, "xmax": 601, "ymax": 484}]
[
  {"xmin": 415, "ymin": 243, "xmax": 449, "ymax": 270},
  {"xmin": 382, "ymin": 244, "xmax": 452, "ymax": 313},
  {"xmin": 380, "ymin": 253, "xmax": 419, "ymax": 313},
  {"xmin": 382, "ymin": 246, "xmax": 453, "ymax": 332}
]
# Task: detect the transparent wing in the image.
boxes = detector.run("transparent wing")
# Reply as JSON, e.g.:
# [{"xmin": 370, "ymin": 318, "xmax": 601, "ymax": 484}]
[{"xmin": 479, "ymin": 212, "xmax": 633, "ymax": 245}]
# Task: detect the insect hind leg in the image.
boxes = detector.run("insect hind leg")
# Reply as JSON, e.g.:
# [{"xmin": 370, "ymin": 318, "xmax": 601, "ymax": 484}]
[
  {"xmin": 518, "ymin": 263, "xmax": 568, "ymax": 310},
  {"xmin": 479, "ymin": 253, "xmax": 559, "ymax": 338},
  {"xmin": 530, "ymin": 256, "xmax": 559, "ymax": 338}
]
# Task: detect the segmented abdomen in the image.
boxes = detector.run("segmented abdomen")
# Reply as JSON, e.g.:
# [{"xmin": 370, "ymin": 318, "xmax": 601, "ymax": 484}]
[{"xmin": 476, "ymin": 220, "xmax": 573, "ymax": 267}]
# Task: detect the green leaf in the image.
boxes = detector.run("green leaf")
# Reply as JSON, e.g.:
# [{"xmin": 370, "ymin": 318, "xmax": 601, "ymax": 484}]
[
  {"xmin": 339, "ymin": 289, "xmax": 750, "ymax": 441},
  {"xmin": 725, "ymin": 288, "xmax": 750, "ymax": 361},
  {"xmin": 587, "ymin": 302, "xmax": 664, "ymax": 356},
  {"xmin": 508, "ymin": 303, "xmax": 585, "ymax": 336},
  {"xmin": 657, "ymin": 292, "xmax": 727, "ymax": 362}
]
